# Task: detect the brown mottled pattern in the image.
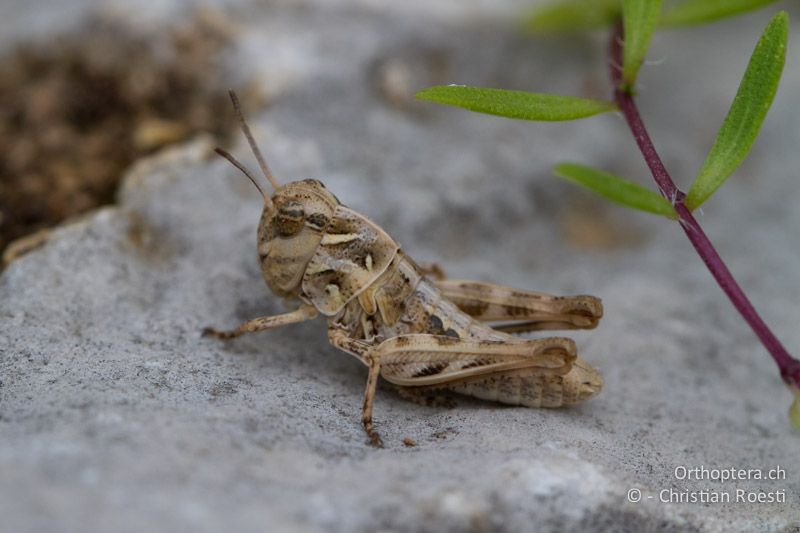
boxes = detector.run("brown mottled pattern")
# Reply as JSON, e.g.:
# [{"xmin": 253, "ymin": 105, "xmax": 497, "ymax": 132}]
[
  {"xmin": 444, "ymin": 356, "xmax": 600, "ymax": 407},
  {"xmin": 305, "ymin": 212, "xmax": 329, "ymax": 230},
  {"xmin": 302, "ymin": 206, "xmax": 399, "ymax": 315},
  {"xmin": 328, "ymin": 252, "xmax": 602, "ymax": 407},
  {"xmin": 411, "ymin": 361, "xmax": 449, "ymax": 378},
  {"xmin": 262, "ymin": 224, "xmax": 325, "ymax": 296},
  {"xmin": 438, "ymin": 280, "xmax": 602, "ymax": 331},
  {"xmin": 258, "ymin": 182, "xmax": 339, "ymax": 298},
  {"xmin": 334, "ymin": 252, "xmax": 511, "ymax": 347},
  {"xmin": 248, "ymin": 179, "xmax": 601, "ymax": 415},
  {"xmin": 453, "ymin": 300, "xmax": 490, "ymax": 318}
]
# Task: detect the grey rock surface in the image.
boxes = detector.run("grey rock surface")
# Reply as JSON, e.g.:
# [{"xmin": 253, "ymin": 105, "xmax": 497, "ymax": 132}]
[{"xmin": 1, "ymin": 1, "xmax": 799, "ymax": 532}]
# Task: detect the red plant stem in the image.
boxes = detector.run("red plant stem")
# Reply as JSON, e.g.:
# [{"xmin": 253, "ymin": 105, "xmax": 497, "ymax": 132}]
[{"xmin": 609, "ymin": 21, "xmax": 800, "ymax": 388}]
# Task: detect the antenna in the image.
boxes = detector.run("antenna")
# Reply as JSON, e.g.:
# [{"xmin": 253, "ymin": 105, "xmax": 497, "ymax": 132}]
[
  {"xmin": 214, "ymin": 147, "xmax": 275, "ymax": 211},
  {"xmin": 228, "ymin": 89, "xmax": 280, "ymax": 190}
]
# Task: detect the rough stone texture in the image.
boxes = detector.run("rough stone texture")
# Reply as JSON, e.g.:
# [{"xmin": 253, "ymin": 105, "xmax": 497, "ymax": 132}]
[{"xmin": 1, "ymin": 2, "xmax": 799, "ymax": 532}]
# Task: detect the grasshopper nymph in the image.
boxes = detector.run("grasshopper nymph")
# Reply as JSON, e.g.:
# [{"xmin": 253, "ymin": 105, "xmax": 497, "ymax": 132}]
[{"xmin": 204, "ymin": 91, "xmax": 604, "ymax": 446}]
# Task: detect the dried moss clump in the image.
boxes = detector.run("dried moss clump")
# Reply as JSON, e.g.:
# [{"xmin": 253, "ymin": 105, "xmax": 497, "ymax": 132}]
[{"xmin": 0, "ymin": 10, "xmax": 257, "ymax": 254}]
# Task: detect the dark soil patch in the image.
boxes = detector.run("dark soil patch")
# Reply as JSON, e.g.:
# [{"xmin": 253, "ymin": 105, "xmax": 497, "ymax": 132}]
[{"xmin": 0, "ymin": 10, "xmax": 259, "ymax": 255}]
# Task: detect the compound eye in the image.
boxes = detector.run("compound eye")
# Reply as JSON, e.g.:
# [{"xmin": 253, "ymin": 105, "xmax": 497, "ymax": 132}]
[{"xmin": 276, "ymin": 200, "xmax": 305, "ymax": 236}]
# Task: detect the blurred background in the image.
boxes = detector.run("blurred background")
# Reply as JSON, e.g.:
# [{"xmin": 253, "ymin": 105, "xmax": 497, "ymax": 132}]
[
  {"xmin": 0, "ymin": 0, "xmax": 620, "ymax": 263},
  {"xmin": 2, "ymin": 0, "xmax": 798, "ymax": 264},
  {"xmin": 1, "ymin": 1, "xmax": 799, "ymax": 531}
]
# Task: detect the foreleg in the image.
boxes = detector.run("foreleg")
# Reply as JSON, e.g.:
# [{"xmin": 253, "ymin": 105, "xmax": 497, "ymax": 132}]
[{"xmin": 203, "ymin": 304, "xmax": 318, "ymax": 339}]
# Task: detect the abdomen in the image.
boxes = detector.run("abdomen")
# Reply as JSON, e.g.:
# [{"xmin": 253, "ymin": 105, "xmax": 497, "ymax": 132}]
[{"xmin": 442, "ymin": 356, "xmax": 602, "ymax": 407}]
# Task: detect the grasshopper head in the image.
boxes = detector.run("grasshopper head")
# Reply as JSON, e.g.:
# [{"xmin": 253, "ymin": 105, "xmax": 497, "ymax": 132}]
[
  {"xmin": 256, "ymin": 179, "xmax": 339, "ymax": 297},
  {"xmin": 216, "ymin": 91, "xmax": 344, "ymax": 300}
]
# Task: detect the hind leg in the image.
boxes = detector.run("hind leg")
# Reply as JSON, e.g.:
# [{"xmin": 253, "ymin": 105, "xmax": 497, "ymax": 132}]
[
  {"xmin": 435, "ymin": 279, "xmax": 602, "ymax": 333},
  {"xmin": 419, "ymin": 264, "xmax": 601, "ymax": 332}
]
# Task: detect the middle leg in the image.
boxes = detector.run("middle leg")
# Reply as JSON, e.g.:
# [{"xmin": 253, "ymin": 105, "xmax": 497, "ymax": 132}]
[{"xmin": 328, "ymin": 326, "xmax": 384, "ymax": 447}]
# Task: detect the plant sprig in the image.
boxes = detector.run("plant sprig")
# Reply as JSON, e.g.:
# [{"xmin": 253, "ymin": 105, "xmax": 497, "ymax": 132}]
[
  {"xmin": 621, "ymin": 0, "xmax": 662, "ymax": 90},
  {"xmin": 524, "ymin": 0, "xmax": 621, "ymax": 32},
  {"xmin": 661, "ymin": 0, "xmax": 780, "ymax": 27},
  {"xmin": 417, "ymin": 4, "xmax": 800, "ymax": 428},
  {"xmin": 553, "ymin": 163, "xmax": 676, "ymax": 217},
  {"xmin": 686, "ymin": 11, "xmax": 788, "ymax": 210},
  {"xmin": 525, "ymin": 0, "xmax": 780, "ymax": 31},
  {"xmin": 416, "ymin": 86, "xmax": 616, "ymax": 121}
]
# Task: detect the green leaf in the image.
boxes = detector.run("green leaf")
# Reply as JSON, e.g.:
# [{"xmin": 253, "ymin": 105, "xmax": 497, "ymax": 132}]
[
  {"xmin": 554, "ymin": 163, "xmax": 676, "ymax": 217},
  {"xmin": 415, "ymin": 86, "xmax": 616, "ymax": 121},
  {"xmin": 661, "ymin": 0, "xmax": 779, "ymax": 27},
  {"xmin": 790, "ymin": 388, "xmax": 800, "ymax": 432},
  {"xmin": 686, "ymin": 11, "xmax": 788, "ymax": 210},
  {"xmin": 524, "ymin": 0, "xmax": 621, "ymax": 33},
  {"xmin": 622, "ymin": 0, "xmax": 663, "ymax": 88}
]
